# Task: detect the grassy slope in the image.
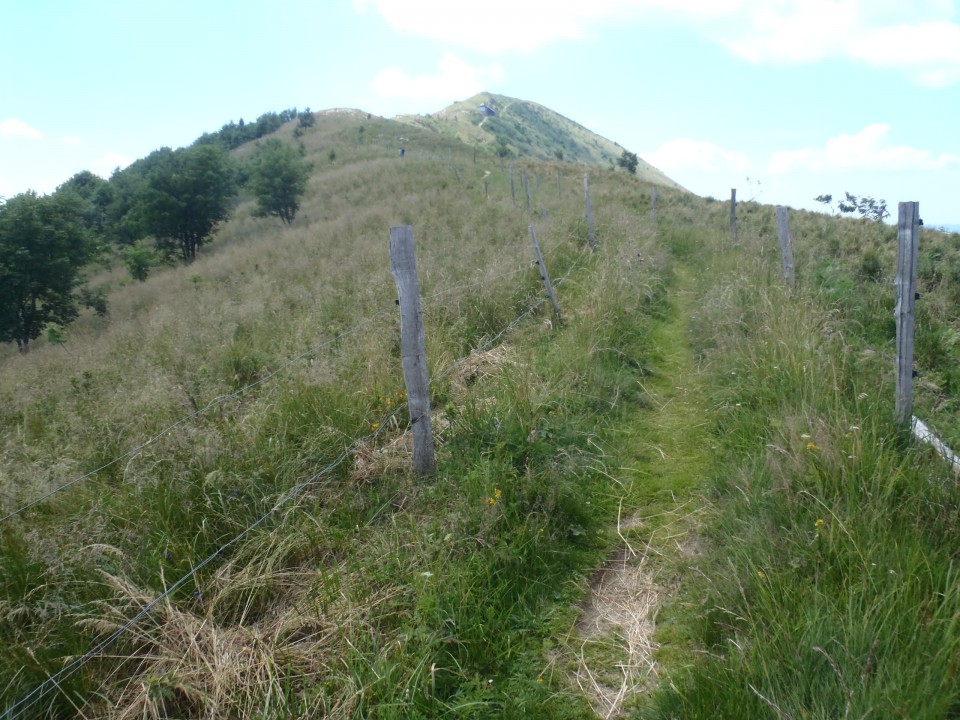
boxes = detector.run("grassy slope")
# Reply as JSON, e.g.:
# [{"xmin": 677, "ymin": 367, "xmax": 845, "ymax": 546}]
[
  {"xmin": 3, "ymin": 106, "xmax": 960, "ymax": 719},
  {"xmin": 398, "ymin": 92, "xmax": 684, "ymax": 190},
  {"xmin": 0, "ymin": 113, "xmax": 685, "ymax": 718}
]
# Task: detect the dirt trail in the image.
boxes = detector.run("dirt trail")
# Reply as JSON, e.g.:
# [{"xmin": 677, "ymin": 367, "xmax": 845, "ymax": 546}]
[{"xmin": 571, "ymin": 266, "xmax": 710, "ymax": 718}]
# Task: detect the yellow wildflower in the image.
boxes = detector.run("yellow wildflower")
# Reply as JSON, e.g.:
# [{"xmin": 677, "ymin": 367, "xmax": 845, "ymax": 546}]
[{"xmin": 806, "ymin": 441, "xmax": 819, "ymax": 451}]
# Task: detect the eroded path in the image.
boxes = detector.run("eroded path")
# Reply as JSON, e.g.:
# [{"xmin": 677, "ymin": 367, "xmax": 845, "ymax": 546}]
[{"xmin": 569, "ymin": 266, "xmax": 712, "ymax": 718}]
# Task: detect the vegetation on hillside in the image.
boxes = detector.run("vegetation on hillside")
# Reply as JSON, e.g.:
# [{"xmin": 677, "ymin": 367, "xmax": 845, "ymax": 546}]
[{"xmin": 2, "ymin": 101, "xmax": 960, "ymax": 719}]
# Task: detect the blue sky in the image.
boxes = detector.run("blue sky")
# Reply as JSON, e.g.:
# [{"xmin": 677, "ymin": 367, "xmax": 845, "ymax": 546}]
[{"xmin": 2, "ymin": 0, "xmax": 959, "ymax": 225}]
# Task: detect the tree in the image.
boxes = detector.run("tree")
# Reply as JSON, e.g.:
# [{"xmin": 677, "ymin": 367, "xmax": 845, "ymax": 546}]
[
  {"xmin": 817, "ymin": 191, "xmax": 889, "ymax": 223},
  {"xmin": 617, "ymin": 150, "xmax": 639, "ymax": 175},
  {"xmin": 0, "ymin": 191, "xmax": 95, "ymax": 352},
  {"xmin": 139, "ymin": 144, "xmax": 237, "ymax": 261},
  {"xmin": 249, "ymin": 139, "xmax": 312, "ymax": 225}
]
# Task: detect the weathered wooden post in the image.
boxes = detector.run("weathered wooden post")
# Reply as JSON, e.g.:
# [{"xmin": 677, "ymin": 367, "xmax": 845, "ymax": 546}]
[
  {"xmin": 895, "ymin": 201, "xmax": 920, "ymax": 429},
  {"xmin": 529, "ymin": 226, "xmax": 561, "ymax": 322},
  {"xmin": 651, "ymin": 186, "xmax": 658, "ymax": 223},
  {"xmin": 556, "ymin": 169, "xmax": 562, "ymax": 198},
  {"xmin": 389, "ymin": 226, "xmax": 436, "ymax": 475},
  {"xmin": 510, "ymin": 164, "xmax": 516, "ymax": 206},
  {"xmin": 584, "ymin": 173, "xmax": 596, "ymax": 248},
  {"xmin": 484, "ymin": 179, "xmax": 489, "ymax": 199},
  {"xmin": 730, "ymin": 188, "xmax": 738, "ymax": 242},
  {"xmin": 524, "ymin": 174, "xmax": 533, "ymax": 211},
  {"xmin": 776, "ymin": 206, "xmax": 795, "ymax": 287}
]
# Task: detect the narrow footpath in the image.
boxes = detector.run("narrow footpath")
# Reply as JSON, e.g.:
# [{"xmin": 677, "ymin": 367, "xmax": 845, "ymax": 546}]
[{"xmin": 567, "ymin": 265, "xmax": 712, "ymax": 718}]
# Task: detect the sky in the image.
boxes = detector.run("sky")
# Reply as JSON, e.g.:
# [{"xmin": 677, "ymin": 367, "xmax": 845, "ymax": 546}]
[{"xmin": 2, "ymin": 0, "xmax": 959, "ymax": 226}]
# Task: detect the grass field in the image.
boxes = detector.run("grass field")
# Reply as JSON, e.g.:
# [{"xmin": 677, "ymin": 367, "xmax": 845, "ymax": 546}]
[{"xmin": 2, "ymin": 110, "xmax": 960, "ymax": 719}]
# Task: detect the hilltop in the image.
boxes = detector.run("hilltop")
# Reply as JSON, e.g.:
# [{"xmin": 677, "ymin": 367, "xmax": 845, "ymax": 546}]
[{"xmin": 397, "ymin": 92, "xmax": 683, "ymax": 189}]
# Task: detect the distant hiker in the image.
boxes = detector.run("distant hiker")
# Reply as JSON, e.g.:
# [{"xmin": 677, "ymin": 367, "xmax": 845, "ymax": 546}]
[{"xmin": 399, "ymin": 147, "xmax": 405, "ymax": 158}]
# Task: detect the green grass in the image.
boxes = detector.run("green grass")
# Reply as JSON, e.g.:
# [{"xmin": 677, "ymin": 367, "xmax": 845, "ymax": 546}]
[
  {"xmin": 4, "ymin": 107, "xmax": 960, "ymax": 719},
  {"xmin": 641, "ymin": 208, "xmax": 960, "ymax": 720}
]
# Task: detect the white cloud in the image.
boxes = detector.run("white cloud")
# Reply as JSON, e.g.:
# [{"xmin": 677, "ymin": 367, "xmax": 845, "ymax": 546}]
[
  {"xmin": 355, "ymin": 0, "xmax": 960, "ymax": 85},
  {"xmin": 0, "ymin": 119, "xmax": 43, "ymax": 140},
  {"xmin": 371, "ymin": 52, "xmax": 503, "ymax": 102},
  {"xmin": 846, "ymin": 21, "xmax": 960, "ymax": 85},
  {"xmin": 768, "ymin": 124, "xmax": 960, "ymax": 174},
  {"xmin": 354, "ymin": 0, "xmax": 743, "ymax": 54},
  {"xmin": 719, "ymin": 2, "xmax": 960, "ymax": 84},
  {"xmin": 724, "ymin": 0, "xmax": 859, "ymax": 64},
  {"xmin": 645, "ymin": 138, "xmax": 750, "ymax": 173},
  {"xmin": 61, "ymin": 136, "xmax": 83, "ymax": 146}
]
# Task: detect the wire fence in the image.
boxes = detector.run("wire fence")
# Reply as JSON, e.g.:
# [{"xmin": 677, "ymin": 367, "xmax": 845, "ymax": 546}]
[
  {"xmin": 0, "ymin": 242, "xmax": 562, "ymax": 525},
  {"xmin": 0, "ymin": 227, "xmax": 590, "ymax": 719}
]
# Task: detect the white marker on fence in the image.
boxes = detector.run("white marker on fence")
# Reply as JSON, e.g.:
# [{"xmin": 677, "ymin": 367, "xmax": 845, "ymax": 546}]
[{"xmin": 389, "ymin": 226, "xmax": 436, "ymax": 475}]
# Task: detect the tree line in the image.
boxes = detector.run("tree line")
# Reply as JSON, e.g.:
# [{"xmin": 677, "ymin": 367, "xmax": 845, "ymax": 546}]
[{"xmin": 0, "ymin": 109, "xmax": 314, "ymax": 352}]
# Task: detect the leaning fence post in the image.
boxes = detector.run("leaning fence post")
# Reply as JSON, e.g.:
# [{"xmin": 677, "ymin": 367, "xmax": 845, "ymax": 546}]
[
  {"xmin": 776, "ymin": 206, "xmax": 795, "ymax": 287},
  {"xmin": 730, "ymin": 188, "xmax": 738, "ymax": 242},
  {"xmin": 524, "ymin": 174, "xmax": 533, "ymax": 211},
  {"xmin": 895, "ymin": 201, "xmax": 920, "ymax": 429},
  {"xmin": 528, "ymin": 226, "xmax": 561, "ymax": 322},
  {"xmin": 389, "ymin": 226, "xmax": 436, "ymax": 475},
  {"xmin": 584, "ymin": 173, "xmax": 596, "ymax": 248}
]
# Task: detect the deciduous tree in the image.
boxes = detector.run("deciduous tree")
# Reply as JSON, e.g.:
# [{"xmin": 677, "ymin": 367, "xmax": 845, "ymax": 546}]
[
  {"xmin": 617, "ymin": 150, "xmax": 639, "ymax": 175},
  {"xmin": 0, "ymin": 191, "xmax": 95, "ymax": 352},
  {"xmin": 139, "ymin": 145, "xmax": 237, "ymax": 261},
  {"xmin": 249, "ymin": 139, "xmax": 311, "ymax": 225}
]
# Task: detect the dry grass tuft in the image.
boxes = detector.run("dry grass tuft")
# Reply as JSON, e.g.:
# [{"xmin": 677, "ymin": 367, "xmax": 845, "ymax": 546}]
[
  {"xmin": 82, "ymin": 565, "xmax": 375, "ymax": 719},
  {"xmin": 446, "ymin": 344, "xmax": 516, "ymax": 401},
  {"xmin": 573, "ymin": 535, "xmax": 661, "ymax": 719}
]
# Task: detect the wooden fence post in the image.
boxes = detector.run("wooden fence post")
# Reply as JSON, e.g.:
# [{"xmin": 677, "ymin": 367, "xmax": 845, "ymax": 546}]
[
  {"xmin": 389, "ymin": 226, "xmax": 436, "ymax": 476},
  {"xmin": 556, "ymin": 169, "xmax": 562, "ymax": 198},
  {"xmin": 651, "ymin": 186, "xmax": 658, "ymax": 223},
  {"xmin": 584, "ymin": 173, "xmax": 596, "ymax": 248},
  {"xmin": 895, "ymin": 201, "xmax": 920, "ymax": 429},
  {"xmin": 524, "ymin": 175, "xmax": 533, "ymax": 211},
  {"xmin": 510, "ymin": 164, "xmax": 516, "ymax": 206},
  {"xmin": 776, "ymin": 206, "xmax": 795, "ymax": 287},
  {"xmin": 730, "ymin": 188, "xmax": 737, "ymax": 242},
  {"xmin": 528, "ymin": 226, "xmax": 561, "ymax": 322}
]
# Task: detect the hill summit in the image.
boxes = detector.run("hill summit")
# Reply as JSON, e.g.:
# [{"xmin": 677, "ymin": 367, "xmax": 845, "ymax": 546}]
[{"xmin": 397, "ymin": 92, "xmax": 682, "ymax": 189}]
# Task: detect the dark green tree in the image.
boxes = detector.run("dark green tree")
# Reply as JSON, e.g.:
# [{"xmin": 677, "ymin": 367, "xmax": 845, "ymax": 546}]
[
  {"xmin": 56, "ymin": 171, "xmax": 113, "ymax": 235},
  {"xmin": 617, "ymin": 150, "xmax": 639, "ymax": 175},
  {"xmin": 249, "ymin": 139, "xmax": 312, "ymax": 225},
  {"xmin": 0, "ymin": 191, "xmax": 95, "ymax": 352},
  {"xmin": 139, "ymin": 144, "xmax": 237, "ymax": 261}
]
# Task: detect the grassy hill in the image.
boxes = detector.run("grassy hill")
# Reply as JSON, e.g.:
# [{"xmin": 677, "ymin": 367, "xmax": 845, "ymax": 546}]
[
  {"xmin": 397, "ymin": 92, "xmax": 684, "ymax": 189},
  {"xmin": 2, "ymin": 102, "xmax": 960, "ymax": 718}
]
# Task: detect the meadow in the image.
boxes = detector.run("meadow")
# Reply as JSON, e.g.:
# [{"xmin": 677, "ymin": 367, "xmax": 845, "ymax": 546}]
[{"xmin": 2, "ymin": 110, "xmax": 960, "ymax": 718}]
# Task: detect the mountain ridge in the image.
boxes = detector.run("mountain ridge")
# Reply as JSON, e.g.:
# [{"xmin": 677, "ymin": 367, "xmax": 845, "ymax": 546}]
[{"xmin": 395, "ymin": 92, "xmax": 683, "ymax": 190}]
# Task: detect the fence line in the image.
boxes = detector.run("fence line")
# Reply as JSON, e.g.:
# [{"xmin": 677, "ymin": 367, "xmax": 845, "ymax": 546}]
[
  {"xmin": 0, "ymin": 248, "xmax": 564, "ymax": 525},
  {"xmin": 2, "ymin": 232, "xmax": 593, "ymax": 720}
]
